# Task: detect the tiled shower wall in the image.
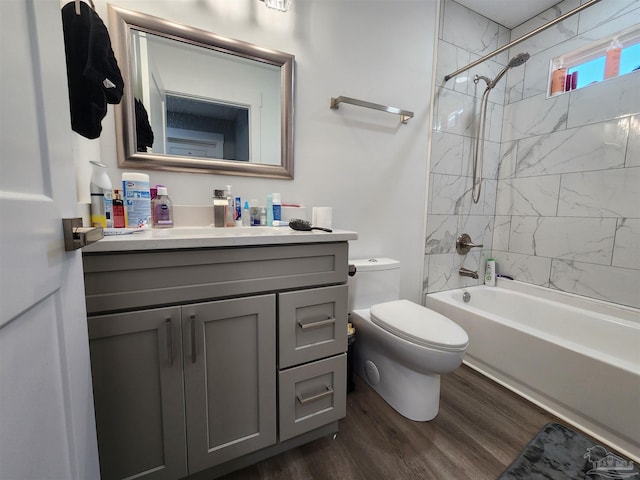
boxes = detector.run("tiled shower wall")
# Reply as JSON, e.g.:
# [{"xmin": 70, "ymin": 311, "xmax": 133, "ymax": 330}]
[{"xmin": 425, "ymin": 0, "xmax": 640, "ymax": 309}]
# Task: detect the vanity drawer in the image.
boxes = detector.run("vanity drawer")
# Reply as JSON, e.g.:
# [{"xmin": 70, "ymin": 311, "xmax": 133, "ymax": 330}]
[
  {"xmin": 278, "ymin": 285, "xmax": 348, "ymax": 369},
  {"xmin": 278, "ymin": 354, "xmax": 346, "ymax": 441}
]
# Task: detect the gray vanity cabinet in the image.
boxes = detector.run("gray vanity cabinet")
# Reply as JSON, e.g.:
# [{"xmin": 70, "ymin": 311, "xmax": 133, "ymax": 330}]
[
  {"xmin": 83, "ymin": 242, "xmax": 349, "ymax": 480},
  {"xmin": 87, "ymin": 307, "xmax": 187, "ymax": 480}
]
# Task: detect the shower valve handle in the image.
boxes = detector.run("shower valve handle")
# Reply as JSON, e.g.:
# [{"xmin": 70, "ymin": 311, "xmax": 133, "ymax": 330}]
[{"xmin": 456, "ymin": 233, "xmax": 483, "ymax": 255}]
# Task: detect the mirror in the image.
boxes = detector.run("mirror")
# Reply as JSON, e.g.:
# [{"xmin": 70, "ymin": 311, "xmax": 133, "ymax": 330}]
[{"xmin": 108, "ymin": 5, "xmax": 294, "ymax": 179}]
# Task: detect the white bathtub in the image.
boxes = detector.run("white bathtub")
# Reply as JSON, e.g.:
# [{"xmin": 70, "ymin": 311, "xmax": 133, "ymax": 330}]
[{"xmin": 425, "ymin": 279, "xmax": 640, "ymax": 461}]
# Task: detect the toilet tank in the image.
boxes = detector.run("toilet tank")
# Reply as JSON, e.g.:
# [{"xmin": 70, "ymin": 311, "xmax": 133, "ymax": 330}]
[{"xmin": 348, "ymin": 258, "xmax": 401, "ymax": 312}]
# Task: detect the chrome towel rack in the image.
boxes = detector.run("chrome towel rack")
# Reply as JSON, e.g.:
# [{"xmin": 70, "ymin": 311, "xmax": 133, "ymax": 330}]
[{"xmin": 330, "ymin": 96, "xmax": 414, "ymax": 124}]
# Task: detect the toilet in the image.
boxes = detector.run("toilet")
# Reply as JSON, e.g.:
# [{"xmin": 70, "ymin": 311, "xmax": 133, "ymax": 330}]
[{"xmin": 348, "ymin": 258, "xmax": 469, "ymax": 421}]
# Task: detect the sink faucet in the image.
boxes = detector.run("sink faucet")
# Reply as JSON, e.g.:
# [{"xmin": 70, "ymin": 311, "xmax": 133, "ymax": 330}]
[{"xmin": 459, "ymin": 267, "xmax": 479, "ymax": 279}]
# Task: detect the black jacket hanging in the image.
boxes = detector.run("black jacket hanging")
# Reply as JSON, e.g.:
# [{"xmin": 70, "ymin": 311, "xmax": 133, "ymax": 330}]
[
  {"xmin": 61, "ymin": 1, "xmax": 124, "ymax": 139},
  {"xmin": 135, "ymin": 99, "xmax": 154, "ymax": 152}
]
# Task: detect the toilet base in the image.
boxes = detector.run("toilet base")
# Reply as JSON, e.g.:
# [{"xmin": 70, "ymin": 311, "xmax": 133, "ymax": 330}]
[{"xmin": 356, "ymin": 342, "xmax": 441, "ymax": 421}]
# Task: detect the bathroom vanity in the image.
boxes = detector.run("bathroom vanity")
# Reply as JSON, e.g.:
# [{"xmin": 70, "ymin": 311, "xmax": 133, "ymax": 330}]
[{"xmin": 82, "ymin": 227, "xmax": 357, "ymax": 480}]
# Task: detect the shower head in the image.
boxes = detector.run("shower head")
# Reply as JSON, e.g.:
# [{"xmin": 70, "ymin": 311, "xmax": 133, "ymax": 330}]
[
  {"xmin": 487, "ymin": 52, "xmax": 530, "ymax": 89},
  {"xmin": 508, "ymin": 52, "xmax": 530, "ymax": 68}
]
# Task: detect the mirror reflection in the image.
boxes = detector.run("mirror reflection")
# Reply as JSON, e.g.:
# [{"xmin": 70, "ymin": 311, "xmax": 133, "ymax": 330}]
[{"xmin": 108, "ymin": 5, "xmax": 294, "ymax": 178}]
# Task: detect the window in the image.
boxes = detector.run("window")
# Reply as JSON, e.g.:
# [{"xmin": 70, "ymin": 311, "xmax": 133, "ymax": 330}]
[{"xmin": 548, "ymin": 25, "xmax": 640, "ymax": 96}]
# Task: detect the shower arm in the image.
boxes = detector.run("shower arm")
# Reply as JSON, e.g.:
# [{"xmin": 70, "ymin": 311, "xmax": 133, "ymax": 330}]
[{"xmin": 443, "ymin": 0, "xmax": 602, "ymax": 82}]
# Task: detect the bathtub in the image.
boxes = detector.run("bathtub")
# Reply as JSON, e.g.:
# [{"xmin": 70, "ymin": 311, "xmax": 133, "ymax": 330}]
[{"xmin": 424, "ymin": 280, "xmax": 640, "ymax": 461}]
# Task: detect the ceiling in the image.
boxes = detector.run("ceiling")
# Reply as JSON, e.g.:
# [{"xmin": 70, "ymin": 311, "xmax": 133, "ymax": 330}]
[{"xmin": 455, "ymin": 0, "xmax": 562, "ymax": 28}]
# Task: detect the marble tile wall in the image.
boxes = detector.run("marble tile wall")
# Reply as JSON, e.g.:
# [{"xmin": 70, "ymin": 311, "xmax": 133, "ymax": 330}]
[
  {"xmin": 425, "ymin": 0, "xmax": 640, "ymax": 309},
  {"xmin": 425, "ymin": 0, "xmax": 506, "ymax": 295}
]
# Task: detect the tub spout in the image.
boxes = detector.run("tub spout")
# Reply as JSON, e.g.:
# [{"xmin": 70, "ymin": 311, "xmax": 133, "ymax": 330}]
[{"xmin": 459, "ymin": 267, "xmax": 479, "ymax": 279}]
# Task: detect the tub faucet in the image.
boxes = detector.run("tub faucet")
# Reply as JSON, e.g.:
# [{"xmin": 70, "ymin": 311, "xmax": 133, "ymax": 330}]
[{"xmin": 459, "ymin": 267, "xmax": 479, "ymax": 279}]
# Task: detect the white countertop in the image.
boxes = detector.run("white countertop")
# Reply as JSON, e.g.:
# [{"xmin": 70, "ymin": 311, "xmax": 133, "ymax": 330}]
[{"xmin": 82, "ymin": 226, "xmax": 358, "ymax": 253}]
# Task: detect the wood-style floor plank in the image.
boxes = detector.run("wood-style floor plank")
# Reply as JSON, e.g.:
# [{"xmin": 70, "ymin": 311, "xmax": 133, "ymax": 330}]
[{"xmin": 218, "ymin": 365, "xmax": 559, "ymax": 480}]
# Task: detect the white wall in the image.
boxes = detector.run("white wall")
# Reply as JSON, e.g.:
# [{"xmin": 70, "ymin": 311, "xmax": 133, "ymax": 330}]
[{"xmin": 95, "ymin": 0, "xmax": 438, "ymax": 303}]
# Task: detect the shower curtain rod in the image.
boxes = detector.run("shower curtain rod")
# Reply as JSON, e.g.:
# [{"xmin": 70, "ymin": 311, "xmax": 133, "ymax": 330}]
[{"xmin": 443, "ymin": 0, "xmax": 602, "ymax": 82}]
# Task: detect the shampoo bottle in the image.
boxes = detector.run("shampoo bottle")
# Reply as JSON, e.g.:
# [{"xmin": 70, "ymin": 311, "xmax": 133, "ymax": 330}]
[
  {"xmin": 151, "ymin": 186, "xmax": 173, "ymax": 228},
  {"xmin": 485, "ymin": 258, "xmax": 496, "ymax": 286},
  {"xmin": 604, "ymin": 38, "xmax": 622, "ymax": 79},
  {"xmin": 550, "ymin": 59, "xmax": 567, "ymax": 96}
]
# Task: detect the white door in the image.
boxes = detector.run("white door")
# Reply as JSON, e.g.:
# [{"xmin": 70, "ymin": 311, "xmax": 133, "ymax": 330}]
[{"xmin": 0, "ymin": 1, "xmax": 100, "ymax": 478}]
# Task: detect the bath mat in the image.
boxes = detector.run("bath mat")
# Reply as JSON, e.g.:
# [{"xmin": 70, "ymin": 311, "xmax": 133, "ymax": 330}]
[{"xmin": 498, "ymin": 422, "xmax": 639, "ymax": 480}]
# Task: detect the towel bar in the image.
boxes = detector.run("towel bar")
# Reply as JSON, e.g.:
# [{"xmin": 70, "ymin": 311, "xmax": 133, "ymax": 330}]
[{"xmin": 330, "ymin": 96, "xmax": 413, "ymax": 123}]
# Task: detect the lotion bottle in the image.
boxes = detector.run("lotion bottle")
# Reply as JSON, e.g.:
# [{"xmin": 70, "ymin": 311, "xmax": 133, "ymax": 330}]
[{"xmin": 604, "ymin": 38, "xmax": 622, "ymax": 79}]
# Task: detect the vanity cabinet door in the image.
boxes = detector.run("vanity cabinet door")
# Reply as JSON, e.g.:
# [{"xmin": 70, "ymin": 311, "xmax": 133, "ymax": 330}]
[
  {"xmin": 278, "ymin": 285, "xmax": 348, "ymax": 369},
  {"xmin": 183, "ymin": 295, "xmax": 277, "ymax": 472},
  {"xmin": 88, "ymin": 307, "xmax": 187, "ymax": 480}
]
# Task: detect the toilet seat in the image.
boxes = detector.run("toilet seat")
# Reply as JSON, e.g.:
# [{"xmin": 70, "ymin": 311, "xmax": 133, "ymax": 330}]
[{"xmin": 370, "ymin": 299, "xmax": 469, "ymax": 352}]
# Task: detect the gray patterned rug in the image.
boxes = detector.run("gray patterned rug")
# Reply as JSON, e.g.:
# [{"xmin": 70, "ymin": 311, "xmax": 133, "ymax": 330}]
[{"xmin": 498, "ymin": 423, "xmax": 639, "ymax": 480}]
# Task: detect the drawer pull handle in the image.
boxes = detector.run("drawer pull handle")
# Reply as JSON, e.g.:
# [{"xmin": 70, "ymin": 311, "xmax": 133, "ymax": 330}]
[
  {"xmin": 165, "ymin": 318, "xmax": 173, "ymax": 367},
  {"xmin": 298, "ymin": 316, "xmax": 336, "ymax": 330},
  {"xmin": 297, "ymin": 386, "xmax": 334, "ymax": 405},
  {"xmin": 190, "ymin": 315, "xmax": 196, "ymax": 364}
]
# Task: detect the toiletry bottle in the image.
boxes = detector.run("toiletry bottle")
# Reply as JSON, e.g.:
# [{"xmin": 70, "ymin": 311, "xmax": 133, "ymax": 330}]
[
  {"xmin": 225, "ymin": 185, "xmax": 235, "ymax": 227},
  {"xmin": 250, "ymin": 199, "xmax": 260, "ymax": 226},
  {"xmin": 235, "ymin": 196, "xmax": 242, "ymax": 226},
  {"xmin": 213, "ymin": 189, "xmax": 227, "ymax": 227},
  {"xmin": 266, "ymin": 194, "xmax": 274, "ymax": 226},
  {"xmin": 242, "ymin": 201, "xmax": 250, "ymax": 227},
  {"xmin": 151, "ymin": 186, "xmax": 173, "ymax": 228},
  {"xmin": 260, "ymin": 207, "xmax": 267, "ymax": 226},
  {"xmin": 112, "ymin": 189, "xmax": 125, "ymax": 228},
  {"xmin": 604, "ymin": 38, "xmax": 622, "ymax": 79},
  {"xmin": 272, "ymin": 193, "xmax": 282, "ymax": 223},
  {"xmin": 90, "ymin": 160, "xmax": 113, "ymax": 228},
  {"xmin": 122, "ymin": 172, "xmax": 151, "ymax": 228},
  {"xmin": 550, "ymin": 59, "xmax": 566, "ymax": 96},
  {"xmin": 485, "ymin": 257, "xmax": 496, "ymax": 286}
]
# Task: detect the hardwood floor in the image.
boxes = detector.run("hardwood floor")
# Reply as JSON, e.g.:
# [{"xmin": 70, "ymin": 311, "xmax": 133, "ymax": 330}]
[{"xmin": 219, "ymin": 365, "xmax": 559, "ymax": 480}]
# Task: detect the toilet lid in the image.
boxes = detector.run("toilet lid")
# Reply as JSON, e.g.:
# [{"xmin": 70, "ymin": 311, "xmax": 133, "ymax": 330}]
[{"xmin": 370, "ymin": 299, "xmax": 469, "ymax": 352}]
